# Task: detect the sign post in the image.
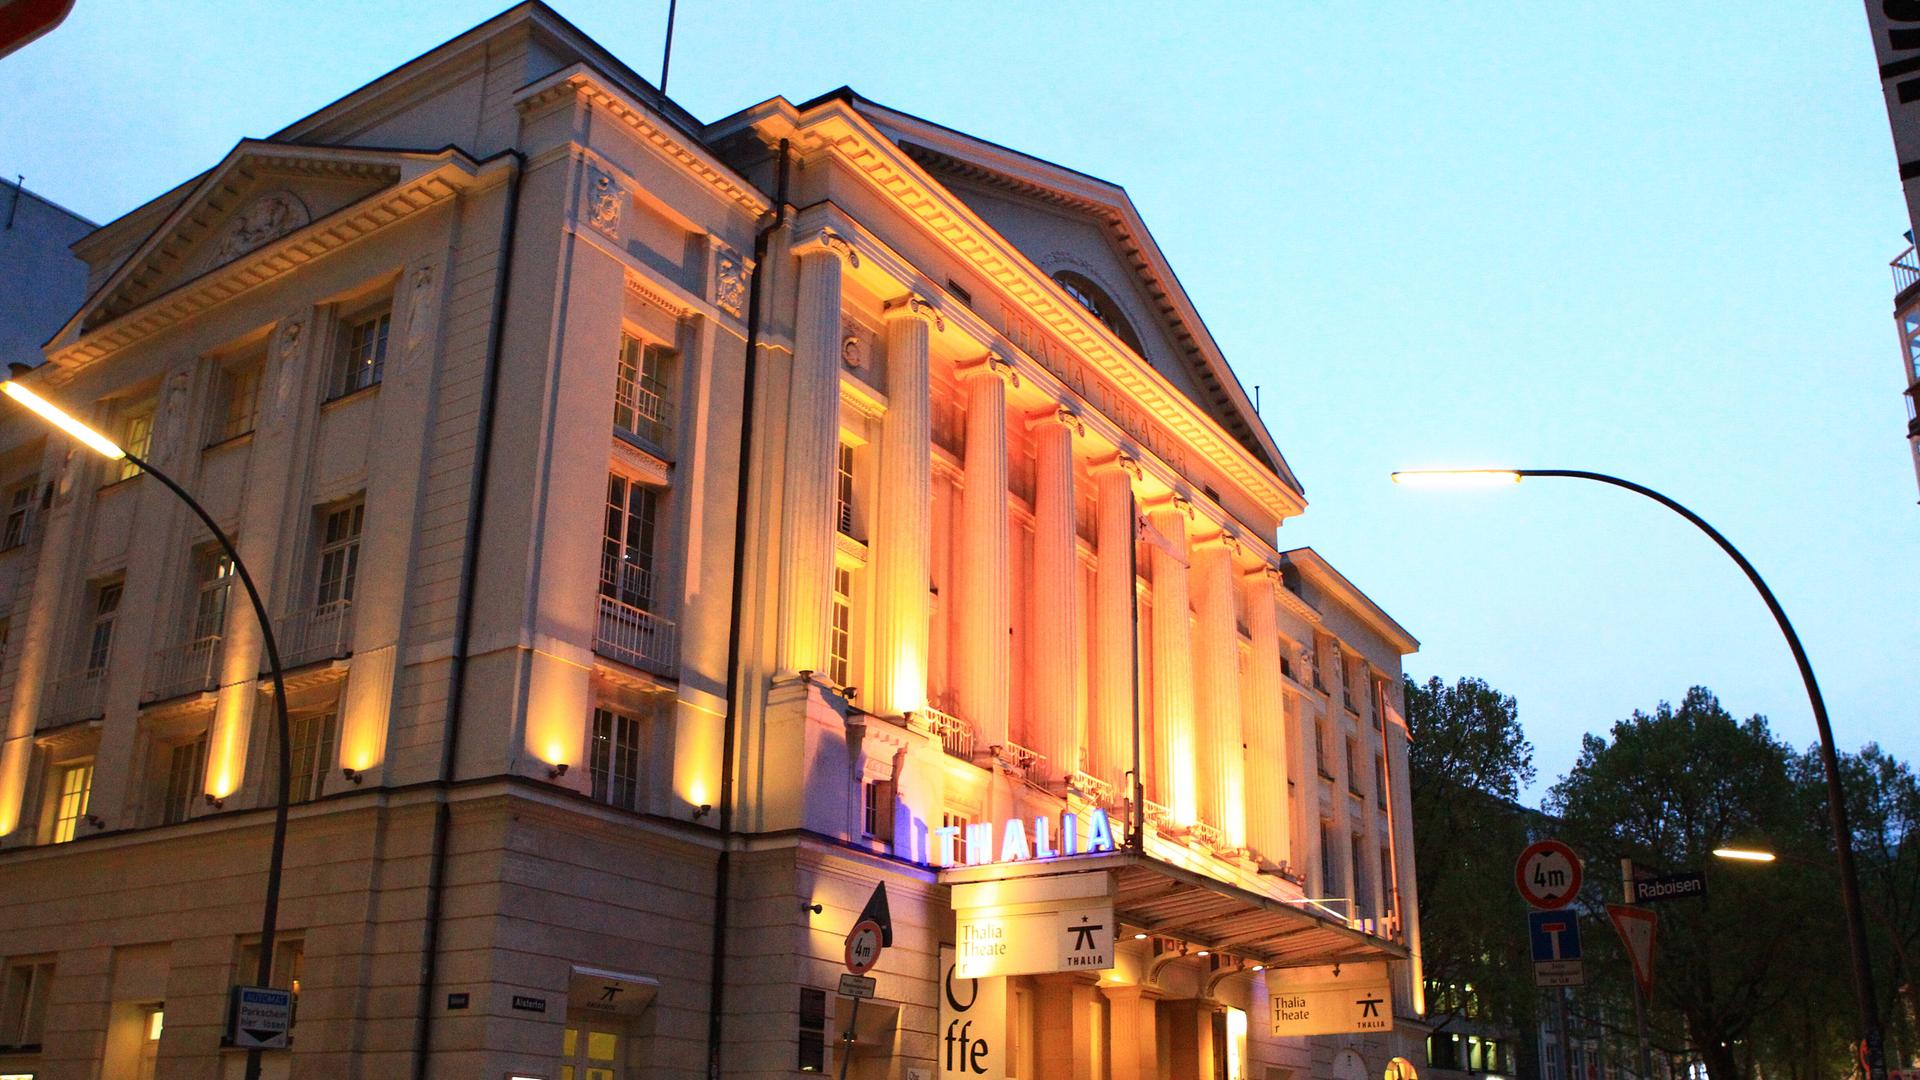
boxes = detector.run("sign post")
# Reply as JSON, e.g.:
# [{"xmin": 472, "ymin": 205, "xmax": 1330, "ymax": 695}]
[
  {"xmin": 839, "ymin": 883, "xmax": 891, "ymax": 1080},
  {"xmin": 226, "ymin": 985, "xmax": 293, "ymax": 1050}
]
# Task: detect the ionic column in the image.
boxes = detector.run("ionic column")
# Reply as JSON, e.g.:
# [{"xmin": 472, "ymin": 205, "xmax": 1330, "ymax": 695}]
[
  {"xmin": 1190, "ymin": 531, "xmax": 1246, "ymax": 847},
  {"xmin": 1147, "ymin": 499, "xmax": 1196, "ymax": 826},
  {"xmin": 871, "ymin": 295, "xmax": 940, "ymax": 717},
  {"xmin": 1242, "ymin": 566, "xmax": 1293, "ymax": 867},
  {"xmin": 1090, "ymin": 455, "xmax": 1141, "ymax": 794},
  {"xmin": 957, "ymin": 355, "xmax": 1015, "ymax": 751},
  {"xmin": 1026, "ymin": 405, "xmax": 1083, "ymax": 784},
  {"xmin": 777, "ymin": 230, "xmax": 856, "ymax": 676}
]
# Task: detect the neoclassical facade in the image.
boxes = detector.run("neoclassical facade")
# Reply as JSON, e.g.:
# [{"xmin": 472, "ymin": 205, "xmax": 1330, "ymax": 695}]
[{"xmin": 0, "ymin": 5, "xmax": 1425, "ymax": 1079}]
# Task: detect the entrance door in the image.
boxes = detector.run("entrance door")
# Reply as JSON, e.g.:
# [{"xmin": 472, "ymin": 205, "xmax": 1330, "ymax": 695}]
[{"xmin": 560, "ymin": 1023, "xmax": 625, "ymax": 1080}]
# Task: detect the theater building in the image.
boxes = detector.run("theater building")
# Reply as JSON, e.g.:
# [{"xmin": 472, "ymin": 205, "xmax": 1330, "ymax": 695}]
[{"xmin": 0, "ymin": 5, "xmax": 1426, "ymax": 1078}]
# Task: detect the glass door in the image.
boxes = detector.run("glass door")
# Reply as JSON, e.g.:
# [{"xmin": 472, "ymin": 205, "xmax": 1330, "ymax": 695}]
[{"xmin": 561, "ymin": 1023, "xmax": 624, "ymax": 1080}]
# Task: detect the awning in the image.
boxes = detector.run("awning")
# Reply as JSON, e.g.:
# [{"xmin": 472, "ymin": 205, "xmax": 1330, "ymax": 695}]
[{"xmin": 938, "ymin": 851, "xmax": 1406, "ymax": 970}]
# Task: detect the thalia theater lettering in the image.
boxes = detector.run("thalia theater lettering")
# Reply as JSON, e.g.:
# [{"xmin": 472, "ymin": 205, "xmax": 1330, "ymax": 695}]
[{"xmin": 931, "ymin": 809, "xmax": 1118, "ymax": 868}]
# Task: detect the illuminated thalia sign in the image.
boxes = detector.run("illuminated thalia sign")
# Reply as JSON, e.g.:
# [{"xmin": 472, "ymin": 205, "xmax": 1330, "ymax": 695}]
[{"xmin": 931, "ymin": 809, "xmax": 1117, "ymax": 868}]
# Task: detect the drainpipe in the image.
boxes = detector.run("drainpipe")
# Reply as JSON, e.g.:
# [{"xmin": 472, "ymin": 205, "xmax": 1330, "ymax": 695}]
[
  {"xmin": 1128, "ymin": 487, "xmax": 1145, "ymax": 852},
  {"xmin": 706, "ymin": 139, "xmax": 790, "ymax": 1080},
  {"xmin": 411, "ymin": 150, "xmax": 524, "ymax": 1080}
]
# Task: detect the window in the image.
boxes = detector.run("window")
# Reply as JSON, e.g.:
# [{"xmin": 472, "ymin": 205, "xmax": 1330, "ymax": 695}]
[
  {"xmin": 862, "ymin": 780, "xmax": 884, "ymax": 838},
  {"xmin": 613, "ymin": 333, "xmax": 672, "ymax": 446},
  {"xmin": 330, "ymin": 306, "xmax": 390, "ymax": 399},
  {"xmin": 315, "ymin": 501, "xmax": 363, "ymax": 610},
  {"xmin": 288, "ymin": 710, "xmax": 337, "ymax": 804},
  {"xmin": 828, "ymin": 567, "xmax": 852, "ymax": 688},
  {"xmin": 1346, "ymin": 738, "xmax": 1361, "ymax": 796},
  {"xmin": 835, "ymin": 441, "xmax": 856, "ymax": 537},
  {"xmin": 1352, "ymin": 834, "xmax": 1370, "ymax": 918},
  {"xmin": 1371, "ymin": 679, "xmax": 1386, "ymax": 729},
  {"xmin": 163, "ymin": 732, "xmax": 208, "ymax": 825},
  {"xmin": 561, "ymin": 1023, "xmax": 626, "ymax": 1080},
  {"xmin": 0, "ymin": 959, "xmax": 53, "ymax": 1046},
  {"xmin": 83, "ymin": 578, "xmax": 124, "ymax": 674},
  {"xmin": 238, "ymin": 938, "xmax": 305, "ymax": 997},
  {"xmin": 1314, "ymin": 720, "xmax": 1332, "ymax": 779},
  {"xmin": 589, "ymin": 706, "xmax": 644, "ymax": 811},
  {"xmin": 206, "ymin": 359, "xmax": 260, "ymax": 444},
  {"xmin": 1051, "ymin": 271, "xmax": 1144, "ymax": 358},
  {"xmin": 1381, "ymin": 846, "xmax": 1397, "ymax": 923},
  {"xmin": 116, "ymin": 404, "xmax": 155, "ymax": 483},
  {"xmin": 601, "ymin": 474, "xmax": 659, "ymax": 611},
  {"xmin": 191, "ymin": 546, "xmax": 235, "ymax": 643},
  {"xmin": 1310, "ymin": 637, "xmax": 1326, "ymax": 691},
  {"xmin": 1335, "ymin": 644, "xmax": 1356, "ymax": 711},
  {"xmin": 1319, "ymin": 820, "xmax": 1339, "ymax": 896},
  {"xmin": 1375, "ymin": 754, "xmax": 1387, "ymax": 809},
  {"xmin": 942, "ymin": 811, "xmax": 970, "ymax": 865},
  {"xmin": 50, "ymin": 760, "xmax": 93, "ymax": 843},
  {"xmin": 1, "ymin": 480, "xmax": 34, "ymax": 550}
]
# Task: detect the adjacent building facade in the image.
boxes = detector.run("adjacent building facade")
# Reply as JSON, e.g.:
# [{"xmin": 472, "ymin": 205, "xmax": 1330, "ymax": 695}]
[{"xmin": 0, "ymin": 6, "xmax": 1426, "ymax": 1078}]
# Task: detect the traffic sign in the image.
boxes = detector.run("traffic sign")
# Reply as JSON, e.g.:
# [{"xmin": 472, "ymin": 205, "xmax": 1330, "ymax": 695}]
[
  {"xmin": 838, "ymin": 973, "xmax": 877, "ymax": 1000},
  {"xmin": 1631, "ymin": 871, "xmax": 1706, "ymax": 904},
  {"xmin": 857, "ymin": 882, "xmax": 894, "ymax": 947},
  {"xmin": 1516, "ymin": 839, "xmax": 1583, "ymax": 909},
  {"xmin": 845, "ymin": 919, "xmax": 884, "ymax": 975},
  {"xmin": 1528, "ymin": 910, "xmax": 1585, "ymax": 987},
  {"xmin": 227, "ymin": 985, "xmax": 293, "ymax": 1049},
  {"xmin": 1607, "ymin": 904, "xmax": 1658, "ymax": 997}
]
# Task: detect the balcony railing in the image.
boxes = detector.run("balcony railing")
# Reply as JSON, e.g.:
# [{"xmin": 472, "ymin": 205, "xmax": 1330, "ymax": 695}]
[
  {"xmin": 614, "ymin": 379, "xmax": 673, "ymax": 451},
  {"xmin": 44, "ymin": 669, "xmax": 106, "ymax": 726},
  {"xmin": 594, "ymin": 594, "xmax": 677, "ymax": 677},
  {"xmin": 146, "ymin": 635, "xmax": 221, "ymax": 701},
  {"xmin": 1895, "ymin": 243, "xmax": 1920, "ymax": 294},
  {"xmin": 913, "ymin": 706, "xmax": 974, "ymax": 762},
  {"xmin": 998, "ymin": 740, "xmax": 1045, "ymax": 776},
  {"xmin": 276, "ymin": 601, "xmax": 354, "ymax": 669},
  {"xmin": 1067, "ymin": 770, "xmax": 1115, "ymax": 806}
]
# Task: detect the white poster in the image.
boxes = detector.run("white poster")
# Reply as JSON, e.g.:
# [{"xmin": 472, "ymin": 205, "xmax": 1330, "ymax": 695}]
[
  {"xmin": 938, "ymin": 944, "xmax": 1006, "ymax": 1079},
  {"xmin": 1265, "ymin": 961, "xmax": 1393, "ymax": 1037}
]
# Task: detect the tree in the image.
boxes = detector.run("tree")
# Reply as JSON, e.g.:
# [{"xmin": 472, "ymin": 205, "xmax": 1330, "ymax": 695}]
[
  {"xmin": 1406, "ymin": 676, "xmax": 1541, "ymax": 1045},
  {"xmin": 1548, "ymin": 687, "xmax": 1837, "ymax": 1080}
]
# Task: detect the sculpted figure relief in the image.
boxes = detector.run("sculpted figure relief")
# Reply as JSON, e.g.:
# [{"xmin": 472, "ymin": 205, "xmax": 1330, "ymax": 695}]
[{"xmin": 213, "ymin": 191, "xmax": 310, "ymax": 266}]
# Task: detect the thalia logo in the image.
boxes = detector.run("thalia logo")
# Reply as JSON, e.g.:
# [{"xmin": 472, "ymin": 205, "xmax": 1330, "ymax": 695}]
[{"xmin": 932, "ymin": 808, "xmax": 1117, "ymax": 867}]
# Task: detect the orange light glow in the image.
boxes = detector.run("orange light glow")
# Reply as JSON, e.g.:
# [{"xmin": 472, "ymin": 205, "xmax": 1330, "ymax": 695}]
[
  {"xmin": 1712, "ymin": 847, "xmax": 1777, "ymax": 862},
  {"xmin": 1, "ymin": 381, "xmax": 128, "ymax": 460}
]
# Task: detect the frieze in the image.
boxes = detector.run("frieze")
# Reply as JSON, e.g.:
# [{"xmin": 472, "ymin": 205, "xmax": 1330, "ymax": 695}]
[{"xmin": 210, "ymin": 190, "xmax": 310, "ymax": 269}]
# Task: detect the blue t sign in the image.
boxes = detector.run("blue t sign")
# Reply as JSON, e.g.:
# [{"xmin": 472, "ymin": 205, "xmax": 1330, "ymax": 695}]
[{"xmin": 1528, "ymin": 909, "xmax": 1582, "ymax": 963}]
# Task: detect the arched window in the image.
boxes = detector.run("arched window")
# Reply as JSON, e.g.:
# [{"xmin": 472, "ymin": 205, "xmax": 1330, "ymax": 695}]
[{"xmin": 1051, "ymin": 271, "xmax": 1145, "ymax": 358}]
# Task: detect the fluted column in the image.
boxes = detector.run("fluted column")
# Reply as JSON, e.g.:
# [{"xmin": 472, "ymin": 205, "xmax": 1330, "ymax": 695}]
[
  {"xmin": 1147, "ymin": 499, "xmax": 1196, "ymax": 826},
  {"xmin": 778, "ymin": 231, "xmax": 856, "ymax": 676},
  {"xmin": 1190, "ymin": 532, "xmax": 1246, "ymax": 847},
  {"xmin": 1026, "ymin": 405, "xmax": 1083, "ymax": 784},
  {"xmin": 1090, "ymin": 455, "xmax": 1140, "ymax": 794},
  {"xmin": 1242, "ymin": 567, "xmax": 1292, "ymax": 866},
  {"xmin": 957, "ymin": 355, "xmax": 1015, "ymax": 751},
  {"xmin": 871, "ymin": 295, "xmax": 940, "ymax": 716}
]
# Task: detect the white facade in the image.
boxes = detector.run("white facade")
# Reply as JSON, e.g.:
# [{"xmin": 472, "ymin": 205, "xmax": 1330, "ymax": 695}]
[{"xmin": 0, "ymin": 6, "xmax": 1427, "ymax": 1079}]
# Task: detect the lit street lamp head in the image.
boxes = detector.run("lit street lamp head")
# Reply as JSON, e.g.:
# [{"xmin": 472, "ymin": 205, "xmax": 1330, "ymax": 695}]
[
  {"xmin": 1389, "ymin": 468, "xmax": 1523, "ymax": 487},
  {"xmin": 1712, "ymin": 847, "xmax": 1778, "ymax": 863},
  {"xmin": 1, "ymin": 381, "xmax": 128, "ymax": 460}
]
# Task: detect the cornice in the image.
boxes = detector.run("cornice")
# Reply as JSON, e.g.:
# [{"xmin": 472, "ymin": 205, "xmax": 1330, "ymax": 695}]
[
  {"xmin": 517, "ymin": 65, "xmax": 770, "ymax": 219},
  {"xmin": 785, "ymin": 102, "xmax": 1305, "ymax": 523}
]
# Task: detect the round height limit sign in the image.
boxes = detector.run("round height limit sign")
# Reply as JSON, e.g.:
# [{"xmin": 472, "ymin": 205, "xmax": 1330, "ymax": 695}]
[
  {"xmin": 1516, "ymin": 839, "xmax": 1582, "ymax": 910},
  {"xmin": 844, "ymin": 919, "xmax": 884, "ymax": 975}
]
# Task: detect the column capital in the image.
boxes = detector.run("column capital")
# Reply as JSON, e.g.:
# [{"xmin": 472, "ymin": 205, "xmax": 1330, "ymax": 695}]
[
  {"xmin": 883, "ymin": 293, "xmax": 943, "ymax": 330},
  {"xmin": 1193, "ymin": 529, "xmax": 1243, "ymax": 558},
  {"xmin": 1092, "ymin": 451, "xmax": 1142, "ymax": 480},
  {"xmin": 1247, "ymin": 561, "xmax": 1283, "ymax": 584},
  {"xmin": 1146, "ymin": 493, "xmax": 1195, "ymax": 520},
  {"xmin": 1025, "ymin": 403, "xmax": 1085, "ymax": 436},
  {"xmin": 957, "ymin": 352, "xmax": 1020, "ymax": 388},
  {"xmin": 792, "ymin": 226, "xmax": 861, "ymax": 268}
]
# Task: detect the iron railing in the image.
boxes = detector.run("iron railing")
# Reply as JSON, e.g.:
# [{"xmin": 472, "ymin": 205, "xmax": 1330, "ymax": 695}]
[
  {"xmin": 914, "ymin": 706, "xmax": 974, "ymax": 761},
  {"xmin": 614, "ymin": 375, "xmax": 673, "ymax": 450},
  {"xmin": 44, "ymin": 669, "xmax": 106, "ymax": 726},
  {"xmin": 1894, "ymin": 243, "xmax": 1920, "ymax": 294},
  {"xmin": 594, "ymin": 594, "xmax": 677, "ymax": 677},
  {"xmin": 1067, "ymin": 770, "xmax": 1115, "ymax": 806},
  {"xmin": 276, "ymin": 601, "xmax": 354, "ymax": 669},
  {"xmin": 146, "ymin": 635, "xmax": 222, "ymax": 701},
  {"xmin": 999, "ymin": 740, "xmax": 1045, "ymax": 776}
]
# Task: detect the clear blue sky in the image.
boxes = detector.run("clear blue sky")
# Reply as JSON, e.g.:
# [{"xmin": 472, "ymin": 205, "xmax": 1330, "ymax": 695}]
[{"xmin": 3, "ymin": 2, "xmax": 1913, "ymax": 802}]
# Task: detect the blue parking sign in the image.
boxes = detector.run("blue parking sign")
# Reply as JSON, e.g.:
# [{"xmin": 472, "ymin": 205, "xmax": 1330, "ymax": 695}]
[{"xmin": 1528, "ymin": 910, "xmax": 1582, "ymax": 962}]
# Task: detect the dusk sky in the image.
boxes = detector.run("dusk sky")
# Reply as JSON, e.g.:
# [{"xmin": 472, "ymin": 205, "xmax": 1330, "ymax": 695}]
[{"xmin": 4, "ymin": 2, "xmax": 1912, "ymax": 802}]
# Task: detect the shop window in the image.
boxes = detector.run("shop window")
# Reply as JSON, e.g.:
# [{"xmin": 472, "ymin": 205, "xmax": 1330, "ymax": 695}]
[
  {"xmin": 0, "ymin": 958, "xmax": 53, "ymax": 1047},
  {"xmin": 50, "ymin": 759, "xmax": 94, "ymax": 843},
  {"xmin": 602, "ymin": 473, "xmax": 659, "ymax": 613},
  {"xmin": 613, "ymin": 333, "xmax": 674, "ymax": 448},
  {"xmin": 329, "ymin": 305, "xmax": 390, "ymax": 399},
  {"xmin": 1, "ymin": 479, "xmax": 34, "ymax": 550},
  {"xmin": 589, "ymin": 705, "xmax": 645, "ymax": 812}
]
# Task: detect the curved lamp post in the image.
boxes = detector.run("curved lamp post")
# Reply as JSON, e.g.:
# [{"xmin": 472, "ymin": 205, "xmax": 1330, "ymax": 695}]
[
  {"xmin": 3, "ymin": 381, "xmax": 292, "ymax": 1080},
  {"xmin": 1393, "ymin": 467, "xmax": 1885, "ymax": 1075}
]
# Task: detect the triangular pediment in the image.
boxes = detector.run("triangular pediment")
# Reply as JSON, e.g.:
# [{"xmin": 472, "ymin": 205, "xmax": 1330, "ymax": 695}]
[
  {"xmin": 72, "ymin": 141, "xmax": 423, "ymax": 334},
  {"xmin": 841, "ymin": 94, "xmax": 1299, "ymax": 494}
]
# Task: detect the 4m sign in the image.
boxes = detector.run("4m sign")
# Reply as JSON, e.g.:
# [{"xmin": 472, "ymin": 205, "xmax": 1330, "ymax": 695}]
[{"xmin": 1515, "ymin": 839, "xmax": 1582, "ymax": 910}]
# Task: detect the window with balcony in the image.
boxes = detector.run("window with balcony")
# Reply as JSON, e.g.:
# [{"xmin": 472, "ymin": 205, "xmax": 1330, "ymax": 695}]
[
  {"xmin": 835, "ymin": 440, "xmax": 856, "ymax": 537},
  {"xmin": 829, "ymin": 567, "xmax": 853, "ymax": 688},
  {"xmin": 315, "ymin": 501, "xmax": 362, "ymax": 611},
  {"xmin": 116, "ymin": 403, "xmax": 154, "ymax": 483},
  {"xmin": 161, "ymin": 731, "xmax": 208, "ymax": 825},
  {"xmin": 0, "ymin": 958, "xmax": 53, "ymax": 1047},
  {"xmin": 49, "ymin": 759, "xmax": 93, "ymax": 843},
  {"xmin": 288, "ymin": 709, "xmax": 337, "ymax": 804},
  {"xmin": 82, "ymin": 577, "xmax": 123, "ymax": 675},
  {"xmin": 206, "ymin": 357, "xmax": 261, "ymax": 445},
  {"xmin": 589, "ymin": 705, "xmax": 644, "ymax": 812},
  {"xmin": 1, "ymin": 479, "xmax": 34, "ymax": 550},
  {"xmin": 191, "ymin": 546, "xmax": 235, "ymax": 643},
  {"xmin": 601, "ymin": 473, "xmax": 659, "ymax": 612},
  {"xmin": 330, "ymin": 305, "xmax": 390, "ymax": 400},
  {"xmin": 613, "ymin": 333, "xmax": 673, "ymax": 448}
]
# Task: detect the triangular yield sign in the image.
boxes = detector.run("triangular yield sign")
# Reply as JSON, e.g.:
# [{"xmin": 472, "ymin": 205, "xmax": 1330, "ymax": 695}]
[
  {"xmin": 858, "ymin": 882, "xmax": 894, "ymax": 947},
  {"xmin": 1607, "ymin": 903, "xmax": 1658, "ymax": 997}
]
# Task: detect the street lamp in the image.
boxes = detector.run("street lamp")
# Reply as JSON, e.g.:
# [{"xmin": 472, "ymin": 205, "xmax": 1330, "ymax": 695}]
[
  {"xmin": 2, "ymin": 380, "xmax": 292, "ymax": 1080},
  {"xmin": 1393, "ymin": 466, "xmax": 1887, "ymax": 1075},
  {"xmin": 1711, "ymin": 847, "xmax": 1779, "ymax": 863}
]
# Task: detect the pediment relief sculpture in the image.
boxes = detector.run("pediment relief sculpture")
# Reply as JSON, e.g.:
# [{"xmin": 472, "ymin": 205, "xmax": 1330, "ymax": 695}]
[{"xmin": 210, "ymin": 190, "xmax": 311, "ymax": 269}]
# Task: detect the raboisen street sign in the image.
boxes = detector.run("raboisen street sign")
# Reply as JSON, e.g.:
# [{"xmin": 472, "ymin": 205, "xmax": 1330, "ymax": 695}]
[
  {"xmin": 1631, "ymin": 871, "xmax": 1706, "ymax": 904},
  {"xmin": 1516, "ymin": 839, "xmax": 1583, "ymax": 910}
]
